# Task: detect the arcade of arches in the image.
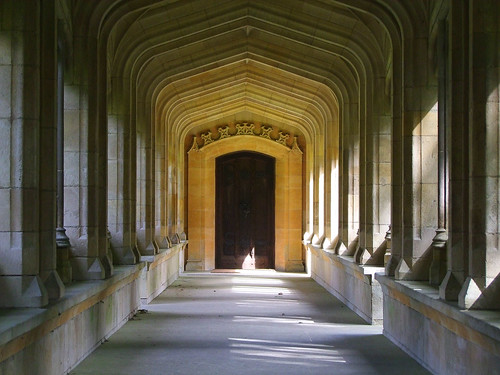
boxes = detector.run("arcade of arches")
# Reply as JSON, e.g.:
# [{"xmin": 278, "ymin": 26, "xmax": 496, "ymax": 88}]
[{"xmin": 0, "ymin": 1, "xmax": 499, "ymax": 374}]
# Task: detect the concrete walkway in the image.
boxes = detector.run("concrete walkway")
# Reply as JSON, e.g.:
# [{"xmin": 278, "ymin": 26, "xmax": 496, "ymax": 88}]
[{"xmin": 71, "ymin": 272, "xmax": 429, "ymax": 375}]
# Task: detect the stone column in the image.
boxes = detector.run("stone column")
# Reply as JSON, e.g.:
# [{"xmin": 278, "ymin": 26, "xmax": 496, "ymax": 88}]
[
  {"xmin": 440, "ymin": 1, "xmax": 469, "ymax": 301},
  {"xmin": 386, "ymin": 27, "xmax": 404, "ymax": 277},
  {"xmin": 429, "ymin": 19, "xmax": 448, "ymax": 286},
  {"xmin": 136, "ymin": 114, "xmax": 157, "ymax": 256},
  {"xmin": 107, "ymin": 102, "xmax": 139, "ymax": 264},
  {"xmin": 337, "ymin": 102, "xmax": 359, "ymax": 256},
  {"xmin": 287, "ymin": 140, "xmax": 304, "ymax": 271},
  {"xmin": 356, "ymin": 76, "xmax": 392, "ymax": 266},
  {"xmin": 38, "ymin": 3, "xmax": 66, "ymax": 299},
  {"xmin": 64, "ymin": 25, "xmax": 109, "ymax": 280},
  {"xmin": 303, "ymin": 145, "xmax": 314, "ymax": 244},
  {"xmin": 167, "ymin": 129, "xmax": 178, "ymax": 236},
  {"xmin": 186, "ymin": 139, "xmax": 204, "ymax": 270},
  {"xmin": 0, "ymin": 0, "xmax": 48, "ymax": 307},
  {"xmin": 311, "ymin": 134, "xmax": 325, "ymax": 247},
  {"xmin": 394, "ymin": 32, "xmax": 439, "ymax": 281},
  {"xmin": 323, "ymin": 118, "xmax": 340, "ymax": 251},
  {"xmin": 154, "ymin": 109, "xmax": 166, "ymax": 240},
  {"xmin": 458, "ymin": 0, "xmax": 500, "ymax": 309}
]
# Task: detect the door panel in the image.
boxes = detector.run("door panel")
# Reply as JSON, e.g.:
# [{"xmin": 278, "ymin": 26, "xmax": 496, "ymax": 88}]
[{"xmin": 216, "ymin": 152, "xmax": 275, "ymax": 269}]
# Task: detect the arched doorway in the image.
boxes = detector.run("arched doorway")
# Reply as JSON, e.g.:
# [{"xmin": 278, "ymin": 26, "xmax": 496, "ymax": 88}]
[
  {"xmin": 186, "ymin": 134, "xmax": 303, "ymax": 272},
  {"xmin": 215, "ymin": 152, "xmax": 275, "ymax": 269}
]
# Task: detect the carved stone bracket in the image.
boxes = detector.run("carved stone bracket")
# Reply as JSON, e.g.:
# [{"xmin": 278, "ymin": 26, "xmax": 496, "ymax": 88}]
[{"xmin": 189, "ymin": 137, "xmax": 200, "ymax": 152}]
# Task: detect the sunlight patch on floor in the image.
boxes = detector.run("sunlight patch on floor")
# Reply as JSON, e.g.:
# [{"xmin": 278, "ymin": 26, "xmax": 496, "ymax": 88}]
[{"xmin": 228, "ymin": 337, "xmax": 346, "ymax": 366}]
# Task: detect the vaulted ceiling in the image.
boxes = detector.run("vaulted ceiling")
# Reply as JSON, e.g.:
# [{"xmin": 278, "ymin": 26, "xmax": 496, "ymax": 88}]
[{"xmin": 72, "ymin": 0, "xmax": 410, "ymax": 151}]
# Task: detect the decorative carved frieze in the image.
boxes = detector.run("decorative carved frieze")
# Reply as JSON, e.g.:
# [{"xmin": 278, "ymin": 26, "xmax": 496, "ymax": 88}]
[
  {"xmin": 259, "ymin": 126, "xmax": 273, "ymax": 139},
  {"xmin": 201, "ymin": 132, "xmax": 215, "ymax": 145},
  {"xmin": 193, "ymin": 122, "xmax": 301, "ymax": 152},
  {"xmin": 218, "ymin": 126, "xmax": 230, "ymax": 139},
  {"xmin": 236, "ymin": 122, "xmax": 255, "ymax": 135},
  {"xmin": 276, "ymin": 131, "xmax": 289, "ymax": 145}
]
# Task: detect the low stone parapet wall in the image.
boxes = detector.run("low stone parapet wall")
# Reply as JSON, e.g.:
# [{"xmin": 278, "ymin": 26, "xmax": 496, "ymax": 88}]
[
  {"xmin": 0, "ymin": 263, "xmax": 145, "ymax": 375},
  {"xmin": 306, "ymin": 244, "xmax": 384, "ymax": 324},
  {"xmin": 139, "ymin": 242, "xmax": 186, "ymax": 304},
  {"xmin": 376, "ymin": 274, "xmax": 500, "ymax": 374}
]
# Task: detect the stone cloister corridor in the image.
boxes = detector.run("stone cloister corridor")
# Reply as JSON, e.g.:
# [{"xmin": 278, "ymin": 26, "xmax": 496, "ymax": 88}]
[
  {"xmin": 0, "ymin": 1, "xmax": 499, "ymax": 374},
  {"xmin": 71, "ymin": 272, "xmax": 429, "ymax": 375}
]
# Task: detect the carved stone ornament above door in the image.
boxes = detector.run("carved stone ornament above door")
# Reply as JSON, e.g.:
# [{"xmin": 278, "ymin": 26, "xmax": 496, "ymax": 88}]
[{"xmin": 189, "ymin": 122, "xmax": 302, "ymax": 154}]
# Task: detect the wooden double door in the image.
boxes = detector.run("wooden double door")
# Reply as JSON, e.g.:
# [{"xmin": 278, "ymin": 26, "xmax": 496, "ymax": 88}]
[{"xmin": 215, "ymin": 152, "xmax": 275, "ymax": 269}]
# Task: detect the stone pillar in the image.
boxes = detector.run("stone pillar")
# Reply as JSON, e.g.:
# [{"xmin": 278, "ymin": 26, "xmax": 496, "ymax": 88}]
[
  {"xmin": 167, "ymin": 130, "xmax": 178, "ymax": 235},
  {"xmin": 356, "ymin": 76, "xmax": 392, "ymax": 266},
  {"xmin": 38, "ymin": 2, "xmax": 66, "ymax": 299},
  {"xmin": 311, "ymin": 134, "xmax": 325, "ymax": 247},
  {"xmin": 136, "ymin": 115, "xmax": 157, "ymax": 256},
  {"xmin": 0, "ymin": 0, "xmax": 48, "ymax": 307},
  {"xmin": 458, "ymin": 0, "xmax": 500, "ymax": 309},
  {"xmin": 287, "ymin": 140, "xmax": 305, "ymax": 271},
  {"xmin": 337, "ymin": 103, "xmax": 359, "ymax": 256},
  {"xmin": 323, "ymin": 119, "xmax": 340, "ymax": 251},
  {"xmin": 429, "ymin": 19, "xmax": 448, "ymax": 286},
  {"xmin": 154, "ymin": 110, "xmax": 166, "ymax": 239},
  {"xmin": 394, "ymin": 32, "xmax": 439, "ymax": 281},
  {"xmin": 386, "ymin": 26, "xmax": 404, "ymax": 277},
  {"xmin": 107, "ymin": 108, "xmax": 138, "ymax": 264},
  {"xmin": 64, "ymin": 24, "xmax": 109, "ymax": 280},
  {"xmin": 440, "ymin": 1, "xmax": 469, "ymax": 301},
  {"xmin": 304, "ymin": 146, "xmax": 314, "ymax": 244},
  {"xmin": 186, "ymin": 139, "xmax": 204, "ymax": 270}
]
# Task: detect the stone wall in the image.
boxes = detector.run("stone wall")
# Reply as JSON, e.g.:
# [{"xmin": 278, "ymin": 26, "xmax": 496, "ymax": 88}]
[
  {"xmin": 377, "ymin": 274, "xmax": 500, "ymax": 375},
  {"xmin": 0, "ymin": 265, "xmax": 144, "ymax": 375},
  {"xmin": 0, "ymin": 255, "xmax": 187, "ymax": 375},
  {"xmin": 140, "ymin": 243, "xmax": 186, "ymax": 304},
  {"xmin": 307, "ymin": 245, "xmax": 383, "ymax": 324}
]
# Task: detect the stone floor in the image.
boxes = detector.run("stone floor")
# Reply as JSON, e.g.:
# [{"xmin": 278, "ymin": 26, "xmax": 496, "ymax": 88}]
[{"xmin": 70, "ymin": 271, "xmax": 430, "ymax": 375}]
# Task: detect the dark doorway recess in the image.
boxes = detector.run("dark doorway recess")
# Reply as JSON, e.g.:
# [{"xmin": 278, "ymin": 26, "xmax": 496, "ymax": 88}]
[{"xmin": 216, "ymin": 152, "xmax": 275, "ymax": 269}]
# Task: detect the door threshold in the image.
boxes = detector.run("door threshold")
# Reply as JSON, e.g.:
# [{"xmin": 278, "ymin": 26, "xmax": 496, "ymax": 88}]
[{"xmin": 211, "ymin": 269, "xmax": 276, "ymax": 274}]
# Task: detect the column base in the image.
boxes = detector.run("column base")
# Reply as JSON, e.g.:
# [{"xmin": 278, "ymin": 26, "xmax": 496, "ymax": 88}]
[
  {"xmin": 334, "ymin": 240, "xmax": 348, "ymax": 255},
  {"xmin": 142, "ymin": 242, "xmax": 157, "ymax": 256},
  {"xmin": 285, "ymin": 259, "xmax": 305, "ymax": 272},
  {"xmin": 71, "ymin": 257, "xmax": 106, "ymax": 280},
  {"xmin": 458, "ymin": 277, "xmax": 500, "ymax": 310},
  {"xmin": 439, "ymin": 270, "xmax": 462, "ymax": 301},
  {"xmin": 395, "ymin": 256, "xmax": 432, "ymax": 281},
  {"xmin": 43, "ymin": 270, "xmax": 65, "ymax": 300},
  {"xmin": 111, "ymin": 246, "xmax": 138, "ymax": 265},
  {"xmin": 102, "ymin": 253, "xmax": 114, "ymax": 278},
  {"xmin": 185, "ymin": 259, "xmax": 203, "ymax": 271},
  {"xmin": 0, "ymin": 275, "xmax": 48, "ymax": 307},
  {"xmin": 354, "ymin": 247, "xmax": 371, "ymax": 264},
  {"xmin": 385, "ymin": 254, "xmax": 399, "ymax": 276}
]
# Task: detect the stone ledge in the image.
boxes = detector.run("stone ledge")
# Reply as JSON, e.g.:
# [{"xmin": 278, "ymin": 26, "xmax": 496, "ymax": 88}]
[
  {"xmin": 308, "ymin": 244, "xmax": 385, "ymax": 283},
  {"xmin": 140, "ymin": 242, "xmax": 186, "ymax": 269},
  {"xmin": 0, "ymin": 263, "xmax": 145, "ymax": 359},
  {"xmin": 376, "ymin": 273, "xmax": 500, "ymax": 354}
]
